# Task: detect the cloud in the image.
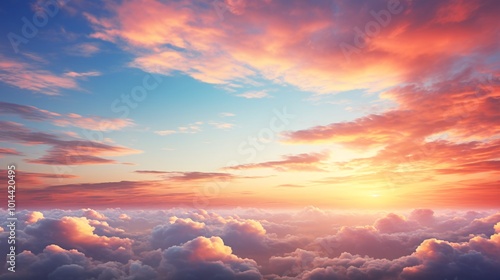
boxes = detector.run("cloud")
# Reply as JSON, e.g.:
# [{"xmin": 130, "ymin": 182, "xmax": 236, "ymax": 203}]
[
  {"xmin": 237, "ymin": 90, "xmax": 271, "ymax": 99},
  {"xmin": 64, "ymin": 71, "xmax": 102, "ymax": 78},
  {"xmin": 0, "ymin": 101, "xmax": 60, "ymax": 121},
  {"xmin": 20, "ymin": 180, "xmax": 195, "ymax": 208},
  {"xmin": 154, "ymin": 130, "xmax": 177, "ymax": 136},
  {"xmin": 135, "ymin": 170, "xmax": 238, "ymax": 182},
  {"xmin": 154, "ymin": 121, "xmax": 203, "ymax": 136},
  {"xmin": 159, "ymin": 236, "xmax": 262, "ymax": 280},
  {"xmin": 0, "ymin": 121, "xmax": 140, "ymax": 166},
  {"xmin": 150, "ymin": 217, "xmax": 207, "ymax": 249},
  {"xmin": 82, "ymin": 209, "xmax": 108, "ymax": 221},
  {"xmin": 83, "ymin": 0, "xmax": 499, "ymax": 95},
  {"xmin": 1, "ymin": 208, "xmax": 500, "ymax": 279},
  {"xmin": 276, "ymin": 184, "xmax": 306, "ymax": 188},
  {"xmin": 119, "ymin": 214, "xmax": 131, "ymax": 221},
  {"xmin": 224, "ymin": 152, "xmax": 329, "ymax": 172},
  {"xmin": 25, "ymin": 211, "xmax": 44, "ymax": 224},
  {"xmin": 220, "ymin": 112, "xmax": 235, "ymax": 117},
  {"xmin": 53, "ymin": 113, "xmax": 133, "ymax": 131},
  {"xmin": 155, "ymin": 120, "xmax": 236, "ymax": 135},
  {"xmin": 0, "ymin": 101, "xmax": 134, "ymax": 131},
  {"xmin": 0, "ymin": 56, "xmax": 78, "ymax": 95},
  {"xmin": 409, "ymin": 209, "xmax": 435, "ymax": 226},
  {"xmin": 67, "ymin": 42, "xmax": 101, "ymax": 57},
  {"xmin": 0, "ymin": 148, "xmax": 23, "ymax": 157},
  {"xmin": 374, "ymin": 213, "xmax": 418, "ymax": 233},
  {"xmin": 2, "ymin": 244, "xmax": 138, "ymax": 280},
  {"xmin": 0, "ymin": 169, "xmax": 78, "ymax": 186},
  {"xmin": 23, "ymin": 216, "xmax": 134, "ymax": 262}
]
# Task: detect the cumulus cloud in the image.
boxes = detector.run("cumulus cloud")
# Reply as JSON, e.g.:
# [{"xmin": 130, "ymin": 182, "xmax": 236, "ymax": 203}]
[
  {"xmin": 134, "ymin": 170, "xmax": 257, "ymax": 183},
  {"xmin": 21, "ymin": 180, "xmax": 195, "ymax": 208},
  {"xmin": 22, "ymin": 216, "xmax": 133, "ymax": 262},
  {"xmin": 2, "ymin": 208, "xmax": 499, "ymax": 279},
  {"xmin": 159, "ymin": 236, "xmax": 262, "ymax": 280},
  {"xmin": 0, "ymin": 169, "xmax": 78, "ymax": 187},
  {"xmin": 0, "ymin": 148, "xmax": 23, "ymax": 157},
  {"xmin": 25, "ymin": 211, "xmax": 44, "ymax": 224},
  {"xmin": 82, "ymin": 209, "xmax": 108, "ymax": 221},
  {"xmin": 282, "ymin": 75, "xmax": 500, "ymax": 207}
]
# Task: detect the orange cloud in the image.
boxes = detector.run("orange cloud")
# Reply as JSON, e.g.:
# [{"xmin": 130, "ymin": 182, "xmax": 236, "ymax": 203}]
[
  {"xmin": 83, "ymin": 0, "xmax": 499, "ymax": 94},
  {"xmin": 224, "ymin": 152, "xmax": 329, "ymax": 172},
  {"xmin": 0, "ymin": 169, "xmax": 78, "ymax": 187},
  {"xmin": 0, "ymin": 121, "xmax": 140, "ymax": 166},
  {"xmin": 134, "ymin": 170, "xmax": 266, "ymax": 183},
  {"xmin": 22, "ymin": 180, "xmax": 196, "ymax": 208},
  {"xmin": 25, "ymin": 211, "xmax": 44, "ymax": 224}
]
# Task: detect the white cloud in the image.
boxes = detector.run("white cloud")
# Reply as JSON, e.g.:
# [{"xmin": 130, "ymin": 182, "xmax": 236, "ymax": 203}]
[{"xmin": 236, "ymin": 90, "xmax": 270, "ymax": 99}]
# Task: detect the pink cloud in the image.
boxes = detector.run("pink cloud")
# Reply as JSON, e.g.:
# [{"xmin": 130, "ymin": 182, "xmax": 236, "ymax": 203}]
[
  {"xmin": 25, "ymin": 211, "xmax": 44, "ymax": 224},
  {"xmin": 83, "ymin": 0, "xmax": 499, "ymax": 94},
  {"xmin": 0, "ymin": 121, "xmax": 140, "ymax": 166},
  {"xmin": 0, "ymin": 101, "xmax": 134, "ymax": 131},
  {"xmin": 224, "ymin": 152, "xmax": 329, "ymax": 172},
  {"xmin": 0, "ymin": 56, "xmax": 79, "ymax": 95},
  {"xmin": 5, "ymin": 208, "xmax": 500, "ymax": 278},
  {"xmin": 135, "ymin": 170, "xmax": 240, "ymax": 182},
  {"xmin": 0, "ymin": 147, "xmax": 23, "ymax": 157},
  {"xmin": 67, "ymin": 42, "xmax": 101, "ymax": 57}
]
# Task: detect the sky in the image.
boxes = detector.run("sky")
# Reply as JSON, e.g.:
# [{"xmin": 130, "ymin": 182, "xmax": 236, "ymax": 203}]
[
  {"xmin": 0, "ymin": 0, "xmax": 499, "ymax": 210},
  {"xmin": 1, "ymin": 1, "xmax": 500, "ymax": 279}
]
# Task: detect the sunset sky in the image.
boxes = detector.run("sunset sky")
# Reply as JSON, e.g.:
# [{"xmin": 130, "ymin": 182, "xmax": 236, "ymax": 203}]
[{"xmin": 1, "ymin": 0, "xmax": 499, "ymax": 209}]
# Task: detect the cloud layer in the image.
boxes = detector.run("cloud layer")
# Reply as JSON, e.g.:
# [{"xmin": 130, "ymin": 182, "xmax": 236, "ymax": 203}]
[{"xmin": 1, "ymin": 208, "xmax": 499, "ymax": 279}]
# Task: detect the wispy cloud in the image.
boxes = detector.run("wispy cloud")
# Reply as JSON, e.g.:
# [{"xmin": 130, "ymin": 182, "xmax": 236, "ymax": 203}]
[
  {"xmin": 64, "ymin": 71, "xmax": 102, "ymax": 78},
  {"xmin": 67, "ymin": 42, "xmax": 101, "ymax": 57},
  {"xmin": 236, "ymin": 90, "xmax": 270, "ymax": 99},
  {"xmin": 155, "ymin": 120, "xmax": 234, "ymax": 135},
  {"xmin": 208, "ymin": 121, "xmax": 235, "ymax": 130},
  {"xmin": 0, "ymin": 56, "xmax": 78, "ymax": 95},
  {"xmin": 135, "ymin": 170, "xmax": 238, "ymax": 182},
  {"xmin": 0, "ymin": 121, "xmax": 140, "ymax": 165},
  {"xmin": 83, "ymin": 0, "xmax": 499, "ymax": 94},
  {"xmin": 224, "ymin": 152, "xmax": 329, "ymax": 172},
  {"xmin": 0, "ymin": 148, "xmax": 24, "ymax": 157},
  {"xmin": 219, "ymin": 112, "xmax": 235, "ymax": 117},
  {"xmin": 0, "ymin": 101, "xmax": 133, "ymax": 131}
]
